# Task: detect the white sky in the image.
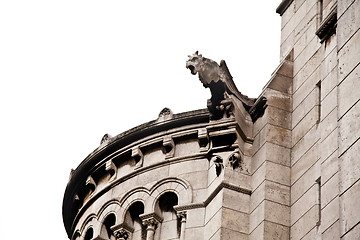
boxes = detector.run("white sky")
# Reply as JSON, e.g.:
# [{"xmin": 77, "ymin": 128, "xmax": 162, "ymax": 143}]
[{"xmin": 0, "ymin": 1, "xmax": 280, "ymax": 239}]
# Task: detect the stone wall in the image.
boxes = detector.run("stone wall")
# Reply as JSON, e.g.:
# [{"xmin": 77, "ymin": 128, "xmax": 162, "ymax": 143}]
[{"xmin": 278, "ymin": 0, "xmax": 360, "ymax": 239}]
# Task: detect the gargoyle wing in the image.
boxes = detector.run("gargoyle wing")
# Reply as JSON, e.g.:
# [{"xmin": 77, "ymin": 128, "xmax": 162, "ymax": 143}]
[{"xmin": 219, "ymin": 60, "xmax": 256, "ymax": 110}]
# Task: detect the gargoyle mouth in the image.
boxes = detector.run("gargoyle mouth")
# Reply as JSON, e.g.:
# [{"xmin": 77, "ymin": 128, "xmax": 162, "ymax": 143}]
[{"xmin": 187, "ymin": 65, "xmax": 196, "ymax": 75}]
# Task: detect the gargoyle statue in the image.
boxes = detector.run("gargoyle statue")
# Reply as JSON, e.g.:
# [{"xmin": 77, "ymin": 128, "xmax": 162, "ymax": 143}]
[{"xmin": 186, "ymin": 51, "xmax": 265, "ymax": 120}]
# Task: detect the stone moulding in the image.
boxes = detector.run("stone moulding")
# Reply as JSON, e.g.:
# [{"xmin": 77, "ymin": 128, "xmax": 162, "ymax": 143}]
[
  {"xmin": 276, "ymin": 0, "xmax": 294, "ymax": 16},
  {"xmin": 315, "ymin": 6, "xmax": 337, "ymax": 43},
  {"xmin": 173, "ymin": 181, "xmax": 251, "ymax": 212}
]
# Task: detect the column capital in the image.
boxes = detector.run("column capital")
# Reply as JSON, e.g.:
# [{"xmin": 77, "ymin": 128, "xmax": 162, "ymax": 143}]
[
  {"xmin": 176, "ymin": 211, "xmax": 187, "ymax": 222},
  {"xmin": 110, "ymin": 223, "xmax": 134, "ymax": 240},
  {"xmin": 139, "ymin": 212, "xmax": 163, "ymax": 229}
]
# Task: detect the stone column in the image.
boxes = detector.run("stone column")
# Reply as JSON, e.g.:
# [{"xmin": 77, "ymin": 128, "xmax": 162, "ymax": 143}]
[
  {"xmin": 177, "ymin": 211, "xmax": 187, "ymax": 240},
  {"xmin": 140, "ymin": 213, "xmax": 162, "ymax": 240}
]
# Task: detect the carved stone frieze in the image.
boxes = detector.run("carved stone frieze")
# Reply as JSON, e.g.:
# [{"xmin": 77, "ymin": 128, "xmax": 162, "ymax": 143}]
[{"xmin": 131, "ymin": 146, "xmax": 144, "ymax": 168}]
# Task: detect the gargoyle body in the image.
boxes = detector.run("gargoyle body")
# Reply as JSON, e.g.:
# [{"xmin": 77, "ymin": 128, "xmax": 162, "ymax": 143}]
[{"xmin": 186, "ymin": 51, "xmax": 259, "ymax": 119}]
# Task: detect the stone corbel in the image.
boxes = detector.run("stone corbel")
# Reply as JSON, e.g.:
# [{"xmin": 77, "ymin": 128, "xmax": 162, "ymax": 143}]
[
  {"xmin": 86, "ymin": 176, "xmax": 96, "ymax": 195},
  {"xmin": 198, "ymin": 128, "xmax": 209, "ymax": 151},
  {"xmin": 132, "ymin": 146, "xmax": 144, "ymax": 168},
  {"xmin": 111, "ymin": 223, "xmax": 134, "ymax": 240},
  {"xmin": 163, "ymin": 135, "xmax": 175, "ymax": 158},
  {"xmin": 105, "ymin": 160, "xmax": 117, "ymax": 182}
]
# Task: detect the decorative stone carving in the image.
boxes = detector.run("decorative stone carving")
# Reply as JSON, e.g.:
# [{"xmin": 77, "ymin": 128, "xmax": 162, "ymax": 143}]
[
  {"xmin": 211, "ymin": 155, "xmax": 224, "ymax": 177},
  {"xmin": 186, "ymin": 51, "xmax": 256, "ymax": 119},
  {"xmin": 198, "ymin": 128, "xmax": 209, "ymax": 151},
  {"xmin": 163, "ymin": 135, "xmax": 175, "ymax": 158},
  {"xmin": 227, "ymin": 150, "xmax": 242, "ymax": 170},
  {"xmin": 177, "ymin": 211, "xmax": 187, "ymax": 222},
  {"xmin": 105, "ymin": 160, "xmax": 117, "ymax": 181},
  {"xmin": 111, "ymin": 223, "xmax": 134, "ymax": 240},
  {"xmin": 131, "ymin": 146, "xmax": 144, "ymax": 168},
  {"xmin": 100, "ymin": 133, "xmax": 112, "ymax": 146},
  {"xmin": 86, "ymin": 176, "xmax": 96, "ymax": 194},
  {"xmin": 157, "ymin": 107, "xmax": 173, "ymax": 122},
  {"xmin": 140, "ymin": 213, "xmax": 163, "ymax": 228}
]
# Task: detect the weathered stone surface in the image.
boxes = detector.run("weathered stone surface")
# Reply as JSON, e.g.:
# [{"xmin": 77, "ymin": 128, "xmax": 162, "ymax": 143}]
[
  {"xmin": 338, "ymin": 29, "xmax": 360, "ymax": 83},
  {"xmin": 337, "ymin": 0, "xmax": 360, "ymax": 48},
  {"xmin": 291, "ymin": 124, "xmax": 320, "ymax": 166},
  {"xmin": 321, "ymin": 196, "xmax": 339, "ymax": 234},
  {"xmin": 321, "ymin": 150, "xmax": 338, "ymax": 184},
  {"xmin": 290, "ymin": 205, "xmax": 319, "ymax": 240},
  {"xmin": 222, "ymin": 188, "xmax": 250, "ymax": 214},
  {"xmin": 292, "ymin": 67, "xmax": 319, "ymax": 109},
  {"xmin": 338, "ymin": 102, "xmax": 360, "ymax": 155},
  {"xmin": 221, "ymin": 208, "xmax": 249, "ymax": 234},
  {"xmin": 292, "ymin": 106, "xmax": 318, "ymax": 145},
  {"xmin": 320, "ymin": 107, "xmax": 337, "ymax": 141},
  {"xmin": 291, "ymin": 143, "xmax": 319, "ymax": 184},
  {"xmin": 338, "ymin": 64, "xmax": 360, "ymax": 118},
  {"xmin": 291, "ymin": 161, "xmax": 320, "ymax": 204},
  {"xmin": 322, "ymin": 219, "xmax": 340, "ymax": 239},
  {"xmin": 293, "ymin": 48, "xmax": 321, "ymax": 92},
  {"xmin": 186, "ymin": 208, "xmax": 205, "ymax": 228},
  {"xmin": 291, "ymin": 184, "xmax": 318, "ymax": 225},
  {"xmin": 320, "ymin": 127, "xmax": 338, "ymax": 162},
  {"xmin": 340, "ymin": 180, "xmax": 360, "ymax": 236},
  {"xmin": 292, "ymin": 88, "xmax": 318, "ymax": 128},
  {"xmin": 339, "ymin": 139, "xmax": 360, "ymax": 194}
]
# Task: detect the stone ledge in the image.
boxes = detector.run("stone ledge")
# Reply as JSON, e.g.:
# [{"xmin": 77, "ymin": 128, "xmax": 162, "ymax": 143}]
[
  {"xmin": 316, "ymin": 6, "xmax": 337, "ymax": 43},
  {"xmin": 276, "ymin": 0, "xmax": 294, "ymax": 16}
]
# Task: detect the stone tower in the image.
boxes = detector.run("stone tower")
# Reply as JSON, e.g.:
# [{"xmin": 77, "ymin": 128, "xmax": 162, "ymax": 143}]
[{"xmin": 63, "ymin": 0, "xmax": 360, "ymax": 239}]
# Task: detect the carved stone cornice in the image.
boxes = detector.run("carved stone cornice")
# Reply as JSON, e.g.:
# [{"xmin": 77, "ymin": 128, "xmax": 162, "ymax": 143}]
[{"xmin": 316, "ymin": 6, "xmax": 337, "ymax": 43}]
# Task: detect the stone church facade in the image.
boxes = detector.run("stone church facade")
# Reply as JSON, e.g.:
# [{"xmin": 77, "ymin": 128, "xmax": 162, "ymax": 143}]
[{"xmin": 63, "ymin": 0, "xmax": 360, "ymax": 239}]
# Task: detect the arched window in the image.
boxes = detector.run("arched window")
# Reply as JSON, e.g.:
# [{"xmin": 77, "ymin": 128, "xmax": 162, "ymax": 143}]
[
  {"xmin": 100, "ymin": 213, "xmax": 116, "ymax": 239},
  {"xmin": 84, "ymin": 227, "xmax": 93, "ymax": 240},
  {"xmin": 155, "ymin": 192, "xmax": 180, "ymax": 240},
  {"xmin": 124, "ymin": 201, "xmax": 146, "ymax": 240}
]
